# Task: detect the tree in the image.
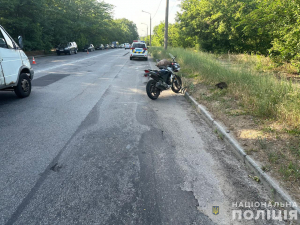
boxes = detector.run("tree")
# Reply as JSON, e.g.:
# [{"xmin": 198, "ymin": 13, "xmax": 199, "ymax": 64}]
[{"xmin": 0, "ymin": 0, "xmax": 138, "ymax": 51}]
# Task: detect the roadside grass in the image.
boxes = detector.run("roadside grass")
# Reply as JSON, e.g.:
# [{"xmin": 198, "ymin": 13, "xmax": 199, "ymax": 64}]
[
  {"xmin": 149, "ymin": 46, "xmax": 300, "ymax": 201},
  {"xmin": 280, "ymin": 162, "xmax": 300, "ymax": 181},
  {"xmin": 150, "ymin": 47, "xmax": 300, "ymax": 128},
  {"xmin": 218, "ymin": 53, "xmax": 300, "ymax": 76}
]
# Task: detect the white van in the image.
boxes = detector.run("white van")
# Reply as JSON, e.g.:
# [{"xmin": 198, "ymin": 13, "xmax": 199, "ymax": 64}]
[
  {"xmin": 124, "ymin": 43, "xmax": 131, "ymax": 50},
  {"xmin": 0, "ymin": 25, "xmax": 34, "ymax": 98}
]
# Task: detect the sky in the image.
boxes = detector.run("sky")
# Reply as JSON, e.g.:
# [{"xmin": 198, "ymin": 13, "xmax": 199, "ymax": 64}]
[{"xmin": 103, "ymin": 0, "xmax": 181, "ymax": 38}]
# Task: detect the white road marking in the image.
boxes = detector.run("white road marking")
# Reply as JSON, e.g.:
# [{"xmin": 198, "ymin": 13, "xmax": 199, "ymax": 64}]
[{"xmin": 34, "ymin": 51, "xmax": 119, "ymax": 74}]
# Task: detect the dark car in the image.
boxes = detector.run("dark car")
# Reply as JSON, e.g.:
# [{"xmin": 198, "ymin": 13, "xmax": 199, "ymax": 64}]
[
  {"xmin": 56, "ymin": 42, "xmax": 78, "ymax": 55},
  {"xmin": 95, "ymin": 44, "xmax": 104, "ymax": 50},
  {"xmin": 83, "ymin": 44, "xmax": 95, "ymax": 52},
  {"xmin": 105, "ymin": 44, "xmax": 110, "ymax": 49}
]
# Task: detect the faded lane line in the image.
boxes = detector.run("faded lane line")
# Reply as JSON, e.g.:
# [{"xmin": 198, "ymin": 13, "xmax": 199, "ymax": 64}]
[{"xmin": 34, "ymin": 50, "xmax": 120, "ymax": 74}]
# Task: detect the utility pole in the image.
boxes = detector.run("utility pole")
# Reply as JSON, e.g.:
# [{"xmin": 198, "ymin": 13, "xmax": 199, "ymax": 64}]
[
  {"xmin": 142, "ymin": 10, "xmax": 152, "ymax": 46},
  {"xmin": 164, "ymin": 0, "xmax": 169, "ymax": 50},
  {"xmin": 141, "ymin": 23, "xmax": 148, "ymax": 45},
  {"xmin": 150, "ymin": 16, "xmax": 152, "ymax": 46}
]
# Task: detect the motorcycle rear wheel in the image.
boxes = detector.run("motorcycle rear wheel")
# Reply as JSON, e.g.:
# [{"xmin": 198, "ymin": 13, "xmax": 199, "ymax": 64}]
[
  {"xmin": 171, "ymin": 75, "xmax": 182, "ymax": 93},
  {"xmin": 146, "ymin": 80, "xmax": 160, "ymax": 100}
]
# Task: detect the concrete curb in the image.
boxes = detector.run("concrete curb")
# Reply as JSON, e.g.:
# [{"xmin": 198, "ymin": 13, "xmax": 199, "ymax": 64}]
[{"xmin": 184, "ymin": 91, "xmax": 300, "ymax": 219}]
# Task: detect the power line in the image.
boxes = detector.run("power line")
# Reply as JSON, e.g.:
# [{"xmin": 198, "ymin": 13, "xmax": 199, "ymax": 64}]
[{"xmin": 152, "ymin": 0, "xmax": 163, "ymax": 19}]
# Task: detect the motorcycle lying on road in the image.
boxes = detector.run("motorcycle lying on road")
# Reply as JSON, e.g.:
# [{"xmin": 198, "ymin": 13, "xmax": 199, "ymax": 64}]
[{"xmin": 145, "ymin": 53, "xmax": 182, "ymax": 100}]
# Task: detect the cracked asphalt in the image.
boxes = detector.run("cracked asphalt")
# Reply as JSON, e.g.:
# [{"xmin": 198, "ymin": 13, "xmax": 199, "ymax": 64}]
[{"xmin": 0, "ymin": 49, "xmax": 286, "ymax": 224}]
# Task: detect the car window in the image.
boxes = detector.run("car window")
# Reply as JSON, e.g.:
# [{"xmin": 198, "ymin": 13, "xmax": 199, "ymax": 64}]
[
  {"xmin": 0, "ymin": 29, "xmax": 14, "ymax": 49},
  {"xmin": 133, "ymin": 43, "xmax": 146, "ymax": 48},
  {"xmin": 0, "ymin": 31, "xmax": 7, "ymax": 48},
  {"xmin": 0, "ymin": 38, "xmax": 6, "ymax": 48}
]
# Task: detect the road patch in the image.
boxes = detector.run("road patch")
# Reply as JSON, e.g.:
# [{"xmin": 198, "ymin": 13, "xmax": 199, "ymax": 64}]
[{"xmin": 32, "ymin": 74, "xmax": 70, "ymax": 86}]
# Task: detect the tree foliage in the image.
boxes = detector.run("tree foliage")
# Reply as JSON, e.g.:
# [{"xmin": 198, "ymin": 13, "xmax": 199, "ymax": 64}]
[
  {"xmin": 152, "ymin": 0, "xmax": 300, "ymax": 65},
  {"xmin": 152, "ymin": 22, "xmax": 183, "ymax": 47},
  {"xmin": 0, "ymin": 0, "xmax": 139, "ymax": 51}
]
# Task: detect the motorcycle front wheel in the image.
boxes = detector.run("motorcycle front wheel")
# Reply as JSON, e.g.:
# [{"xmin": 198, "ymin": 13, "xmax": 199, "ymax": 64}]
[
  {"xmin": 146, "ymin": 80, "xmax": 160, "ymax": 100},
  {"xmin": 171, "ymin": 75, "xmax": 182, "ymax": 93}
]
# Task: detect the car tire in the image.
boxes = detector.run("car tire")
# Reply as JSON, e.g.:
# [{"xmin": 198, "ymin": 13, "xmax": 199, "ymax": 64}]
[
  {"xmin": 75, "ymin": 50, "xmax": 78, "ymax": 54},
  {"xmin": 14, "ymin": 73, "xmax": 31, "ymax": 98},
  {"xmin": 69, "ymin": 50, "xmax": 72, "ymax": 55},
  {"xmin": 130, "ymin": 57, "xmax": 132, "ymax": 60},
  {"xmin": 145, "ymin": 57, "xmax": 148, "ymax": 61}
]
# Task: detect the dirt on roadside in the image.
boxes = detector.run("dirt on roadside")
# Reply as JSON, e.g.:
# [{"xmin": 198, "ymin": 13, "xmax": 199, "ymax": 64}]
[{"xmin": 185, "ymin": 81, "xmax": 300, "ymax": 205}]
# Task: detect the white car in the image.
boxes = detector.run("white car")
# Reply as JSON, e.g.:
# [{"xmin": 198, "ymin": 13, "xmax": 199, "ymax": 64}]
[
  {"xmin": 0, "ymin": 25, "xmax": 34, "ymax": 98},
  {"xmin": 130, "ymin": 42, "xmax": 148, "ymax": 61},
  {"xmin": 124, "ymin": 43, "xmax": 131, "ymax": 50}
]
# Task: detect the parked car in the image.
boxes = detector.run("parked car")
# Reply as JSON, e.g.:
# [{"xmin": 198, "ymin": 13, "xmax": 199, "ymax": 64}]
[
  {"xmin": 110, "ymin": 44, "xmax": 115, "ymax": 49},
  {"xmin": 120, "ymin": 44, "xmax": 125, "ymax": 48},
  {"xmin": 105, "ymin": 44, "xmax": 110, "ymax": 49},
  {"xmin": 130, "ymin": 42, "xmax": 148, "ymax": 60},
  {"xmin": 56, "ymin": 42, "xmax": 78, "ymax": 55},
  {"xmin": 124, "ymin": 43, "xmax": 131, "ymax": 50},
  {"xmin": 95, "ymin": 44, "xmax": 104, "ymax": 50},
  {"xmin": 83, "ymin": 44, "xmax": 95, "ymax": 52},
  {"xmin": 0, "ymin": 25, "xmax": 34, "ymax": 98}
]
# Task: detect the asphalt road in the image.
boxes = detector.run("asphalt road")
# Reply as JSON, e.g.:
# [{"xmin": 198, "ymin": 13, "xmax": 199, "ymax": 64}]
[{"xmin": 0, "ymin": 49, "xmax": 284, "ymax": 225}]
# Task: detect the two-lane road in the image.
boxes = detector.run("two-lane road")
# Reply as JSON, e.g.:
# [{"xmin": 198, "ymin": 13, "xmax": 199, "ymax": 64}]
[{"xmin": 0, "ymin": 49, "xmax": 282, "ymax": 225}]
